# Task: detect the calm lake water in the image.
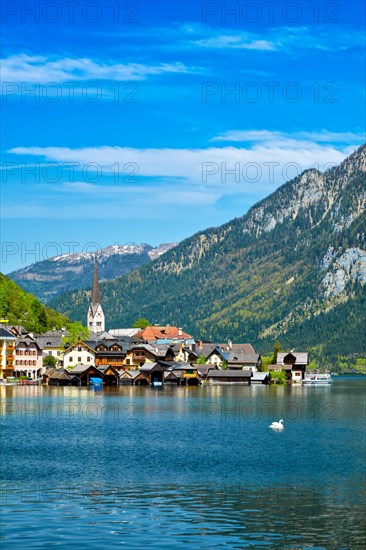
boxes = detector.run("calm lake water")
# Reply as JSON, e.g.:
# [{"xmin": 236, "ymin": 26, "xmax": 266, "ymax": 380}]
[{"xmin": 1, "ymin": 377, "xmax": 365, "ymax": 549}]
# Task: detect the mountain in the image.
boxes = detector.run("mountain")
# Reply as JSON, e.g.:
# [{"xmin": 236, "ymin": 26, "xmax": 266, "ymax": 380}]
[
  {"xmin": 0, "ymin": 273, "xmax": 83, "ymax": 335},
  {"xmin": 8, "ymin": 242, "xmax": 177, "ymax": 303},
  {"xmin": 49, "ymin": 145, "xmax": 366, "ymax": 364}
]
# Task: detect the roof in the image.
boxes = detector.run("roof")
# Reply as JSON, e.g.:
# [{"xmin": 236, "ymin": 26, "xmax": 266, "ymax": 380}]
[
  {"xmin": 48, "ymin": 369, "xmax": 71, "ymax": 380},
  {"xmin": 69, "ymin": 364, "xmax": 102, "ymax": 375},
  {"xmin": 64, "ymin": 341, "xmax": 96, "ymax": 354},
  {"xmin": 227, "ymin": 352, "xmax": 260, "ymax": 364},
  {"xmin": 130, "ymin": 370, "xmax": 149, "ymax": 379},
  {"xmin": 88, "ymin": 331, "xmax": 116, "ymax": 341},
  {"xmin": 109, "ymin": 328, "xmax": 140, "ymax": 338},
  {"xmin": 35, "ymin": 335, "xmax": 64, "ymax": 348},
  {"xmin": 16, "ymin": 338, "xmax": 42, "ymax": 350},
  {"xmin": 164, "ymin": 371, "xmax": 179, "ymax": 380},
  {"xmin": 135, "ymin": 326, "xmax": 192, "ymax": 341},
  {"xmin": 217, "ymin": 343, "xmax": 255, "ymax": 354},
  {"xmin": 120, "ymin": 370, "xmax": 133, "ymax": 378},
  {"xmin": 0, "ymin": 327, "xmax": 16, "ymax": 340},
  {"xmin": 8, "ymin": 325, "xmax": 29, "ymax": 336},
  {"xmin": 206, "ymin": 347, "xmax": 230, "ymax": 361},
  {"xmin": 130, "ymin": 343, "xmax": 167, "ymax": 358},
  {"xmin": 251, "ymin": 372, "xmax": 269, "ymax": 381},
  {"xmin": 207, "ymin": 369, "xmax": 252, "ymax": 378},
  {"xmin": 139, "ymin": 362, "xmax": 164, "ymax": 372},
  {"xmin": 277, "ymin": 352, "xmax": 309, "ymax": 365}
]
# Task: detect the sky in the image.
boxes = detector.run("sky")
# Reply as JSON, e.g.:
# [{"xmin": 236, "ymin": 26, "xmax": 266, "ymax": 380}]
[{"xmin": 1, "ymin": 0, "xmax": 365, "ymax": 273}]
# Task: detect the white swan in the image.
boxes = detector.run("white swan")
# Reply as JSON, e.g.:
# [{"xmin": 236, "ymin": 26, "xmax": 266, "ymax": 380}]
[{"xmin": 269, "ymin": 419, "xmax": 284, "ymax": 430}]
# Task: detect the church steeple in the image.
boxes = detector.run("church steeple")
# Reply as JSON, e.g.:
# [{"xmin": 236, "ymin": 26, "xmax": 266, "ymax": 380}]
[
  {"xmin": 87, "ymin": 255, "xmax": 105, "ymax": 333},
  {"xmin": 91, "ymin": 255, "xmax": 101, "ymax": 304}
]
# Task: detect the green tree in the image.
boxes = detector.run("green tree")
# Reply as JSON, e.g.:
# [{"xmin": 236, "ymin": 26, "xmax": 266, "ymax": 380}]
[
  {"xmin": 133, "ymin": 318, "xmax": 152, "ymax": 329},
  {"xmin": 270, "ymin": 341, "xmax": 282, "ymax": 365},
  {"xmin": 43, "ymin": 355, "xmax": 57, "ymax": 367},
  {"xmin": 64, "ymin": 323, "xmax": 90, "ymax": 346},
  {"xmin": 269, "ymin": 370, "xmax": 287, "ymax": 385},
  {"xmin": 196, "ymin": 355, "xmax": 207, "ymax": 364},
  {"xmin": 259, "ymin": 355, "xmax": 272, "ymax": 372}
]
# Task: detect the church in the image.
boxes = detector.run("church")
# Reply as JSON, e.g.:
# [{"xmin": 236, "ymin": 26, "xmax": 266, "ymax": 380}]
[{"xmin": 87, "ymin": 256, "xmax": 105, "ymax": 332}]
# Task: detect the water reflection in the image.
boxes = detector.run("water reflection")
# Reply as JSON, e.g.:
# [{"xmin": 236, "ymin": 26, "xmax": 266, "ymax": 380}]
[{"xmin": 1, "ymin": 378, "xmax": 365, "ymax": 548}]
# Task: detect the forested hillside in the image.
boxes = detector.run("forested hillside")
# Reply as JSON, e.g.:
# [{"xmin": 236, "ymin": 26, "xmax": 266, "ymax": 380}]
[{"xmin": 0, "ymin": 273, "xmax": 85, "ymax": 335}]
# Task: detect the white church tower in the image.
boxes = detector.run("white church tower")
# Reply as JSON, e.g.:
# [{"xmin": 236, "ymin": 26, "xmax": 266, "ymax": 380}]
[{"xmin": 87, "ymin": 255, "xmax": 105, "ymax": 333}]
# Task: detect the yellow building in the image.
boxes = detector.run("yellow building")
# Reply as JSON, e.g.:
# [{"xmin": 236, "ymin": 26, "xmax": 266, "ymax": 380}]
[{"xmin": 0, "ymin": 325, "xmax": 17, "ymax": 379}]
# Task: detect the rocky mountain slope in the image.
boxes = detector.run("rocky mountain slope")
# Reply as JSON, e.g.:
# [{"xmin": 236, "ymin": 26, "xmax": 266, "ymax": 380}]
[
  {"xmin": 8, "ymin": 243, "xmax": 177, "ymax": 303},
  {"xmin": 50, "ymin": 145, "xmax": 366, "ymax": 361}
]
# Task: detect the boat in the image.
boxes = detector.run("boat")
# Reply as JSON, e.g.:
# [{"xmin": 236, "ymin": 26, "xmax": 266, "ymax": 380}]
[{"xmin": 302, "ymin": 373, "xmax": 333, "ymax": 385}]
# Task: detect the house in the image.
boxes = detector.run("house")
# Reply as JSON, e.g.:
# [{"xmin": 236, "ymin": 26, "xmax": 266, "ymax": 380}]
[
  {"xmin": 124, "ymin": 344, "xmax": 168, "ymax": 368},
  {"xmin": 94, "ymin": 339, "xmax": 130, "ymax": 369},
  {"xmin": 119, "ymin": 370, "xmax": 134, "ymax": 385},
  {"xmin": 162, "ymin": 361, "xmax": 200, "ymax": 385},
  {"xmin": 35, "ymin": 330, "xmax": 67, "ymax": 366},
  {"xmin": 251, "ymin": 372, "xmax": 270, "ymax": 384},
  {"xmin": 227, "ymin": 352, "xmax": 262, "ymax": 372},
  {"xmin": 205, "ymin": 346, "xmax": 229, "ymax": 367},
  {"xmin": 0, "ymin": 326, "xmax": 16, "ymax": 379},
  {"xmin": 64, "ymin": 341, "xmax": 96, "ymax": 369},
  {"xmin": 13, "ymin": 338, "xmax": 43, "ymax": 380},
  {"xmin": 164, "ymin": 370, "xmax": 180, "ymax": 385},
  {"xmin": 43, "ymin": 368, "xmax": 71, "ymax": 386},
  {"xmin": 139, "ymin": 362, "xmax": 165, "ymax": 385},
  {"xmin": 130, "ymin": 370, "xmax": 150, "ymax": 386},
  {"xmin": 97, "ymin": 365, "xmax": 120, "ymax": 386},
  {"xmin": 202, "ymin": 342, "xmax": 257, "ymax": 368},
  {"xmin": 68, "ymin": 365, "xmax": 103, "ymax": 386},
  {"xmin": 206, "ymin": 369, "xmax": 252, "ymax": 385},
  {"xmin": 180, "ymin": 365, "xmax": 200, "ymax": 386},
  {"xmin": 277, "ymin": 352, "xmax": 308, "ymax": 383}
]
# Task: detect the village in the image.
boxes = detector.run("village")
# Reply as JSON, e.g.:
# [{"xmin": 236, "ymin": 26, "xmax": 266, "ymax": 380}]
[{"xmin": 0, "ymin": 257, "xmax": 309, "ymax": 387}]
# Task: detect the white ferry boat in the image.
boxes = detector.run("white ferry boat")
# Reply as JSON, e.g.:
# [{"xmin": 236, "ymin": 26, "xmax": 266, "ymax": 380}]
[{"xmin": 302, "ymin": 373, "xmax": 333, "ymax": 385}]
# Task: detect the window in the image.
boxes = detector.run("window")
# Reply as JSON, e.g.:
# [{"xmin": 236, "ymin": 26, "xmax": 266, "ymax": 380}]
[
  {"xmin": 57, "ymin": 351, "xmax": 60, "ymax": 356},
  {"xmin": 97, "ymin": 322, "xmax": 102, "ymax": 327},
  {"xmin": 69, "ymin": 357, "xmax": 72, "ymax": 362},
  {"xmin": 78, "ymin": 357, "xmax": 81, "ymax": 362},
  {"xmin": 87, "ymin": 357, "xmax": 91, "ymax": 362},
  {"xmin": 48, "ymin": 351, "xmax": 52, "ymax": 355},
  {"xmin": 77, "ymin": 347, "xmax": 82, "ymax": 352}
]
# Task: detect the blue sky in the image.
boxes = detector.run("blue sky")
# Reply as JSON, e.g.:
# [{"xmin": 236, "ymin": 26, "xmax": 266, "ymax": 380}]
[{"xmin": 1, "ymin": 0, "xmax": 365, "ymax": 273}]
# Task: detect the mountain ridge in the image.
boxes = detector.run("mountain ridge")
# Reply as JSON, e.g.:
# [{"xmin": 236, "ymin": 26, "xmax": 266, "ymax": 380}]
[
  {"xmin": 49, "ymin": 144, "xmax": 366, "ymax": 362},
  {"xmin": 8, "ymin": 242, "xmax": 177, "ymax": 303}
]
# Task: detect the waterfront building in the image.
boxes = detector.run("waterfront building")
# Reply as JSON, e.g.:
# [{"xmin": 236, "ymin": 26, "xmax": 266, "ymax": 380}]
[
  {"xmin": 13, "ymin": 338, "xmax": 43, "ymax": 379},
  {"xmin": 0, "ymin": 326, "xmax": 17, "ymax": 379},
  {"xmin": 64, "ymin": 340, "xmax": 96, "ymax": 368}
]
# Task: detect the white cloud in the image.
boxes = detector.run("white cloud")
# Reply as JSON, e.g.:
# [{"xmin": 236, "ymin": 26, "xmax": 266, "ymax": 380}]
[
  {"xmin": 186, "ymin": 25, "xmax": 365, "ymax": 54},
  {"xmin": 5, "ymin": 132, "xmax": 363, "ymax": 219},
  {"xmin": 0, "ymin": 54, "xmax": 192, "ymax": 83},
  {"xmin": 211, "ymin": 129, "xmax": 365, "ymax": 145},
  {"xmin": 8, "ymin": 135, "xmax": 358, "ymax": 193}
]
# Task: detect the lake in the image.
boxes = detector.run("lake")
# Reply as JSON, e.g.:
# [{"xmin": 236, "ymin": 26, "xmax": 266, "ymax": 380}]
[{"xmin": 1, "ymin": 377, "xmax": 365, "ymax": 548}]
